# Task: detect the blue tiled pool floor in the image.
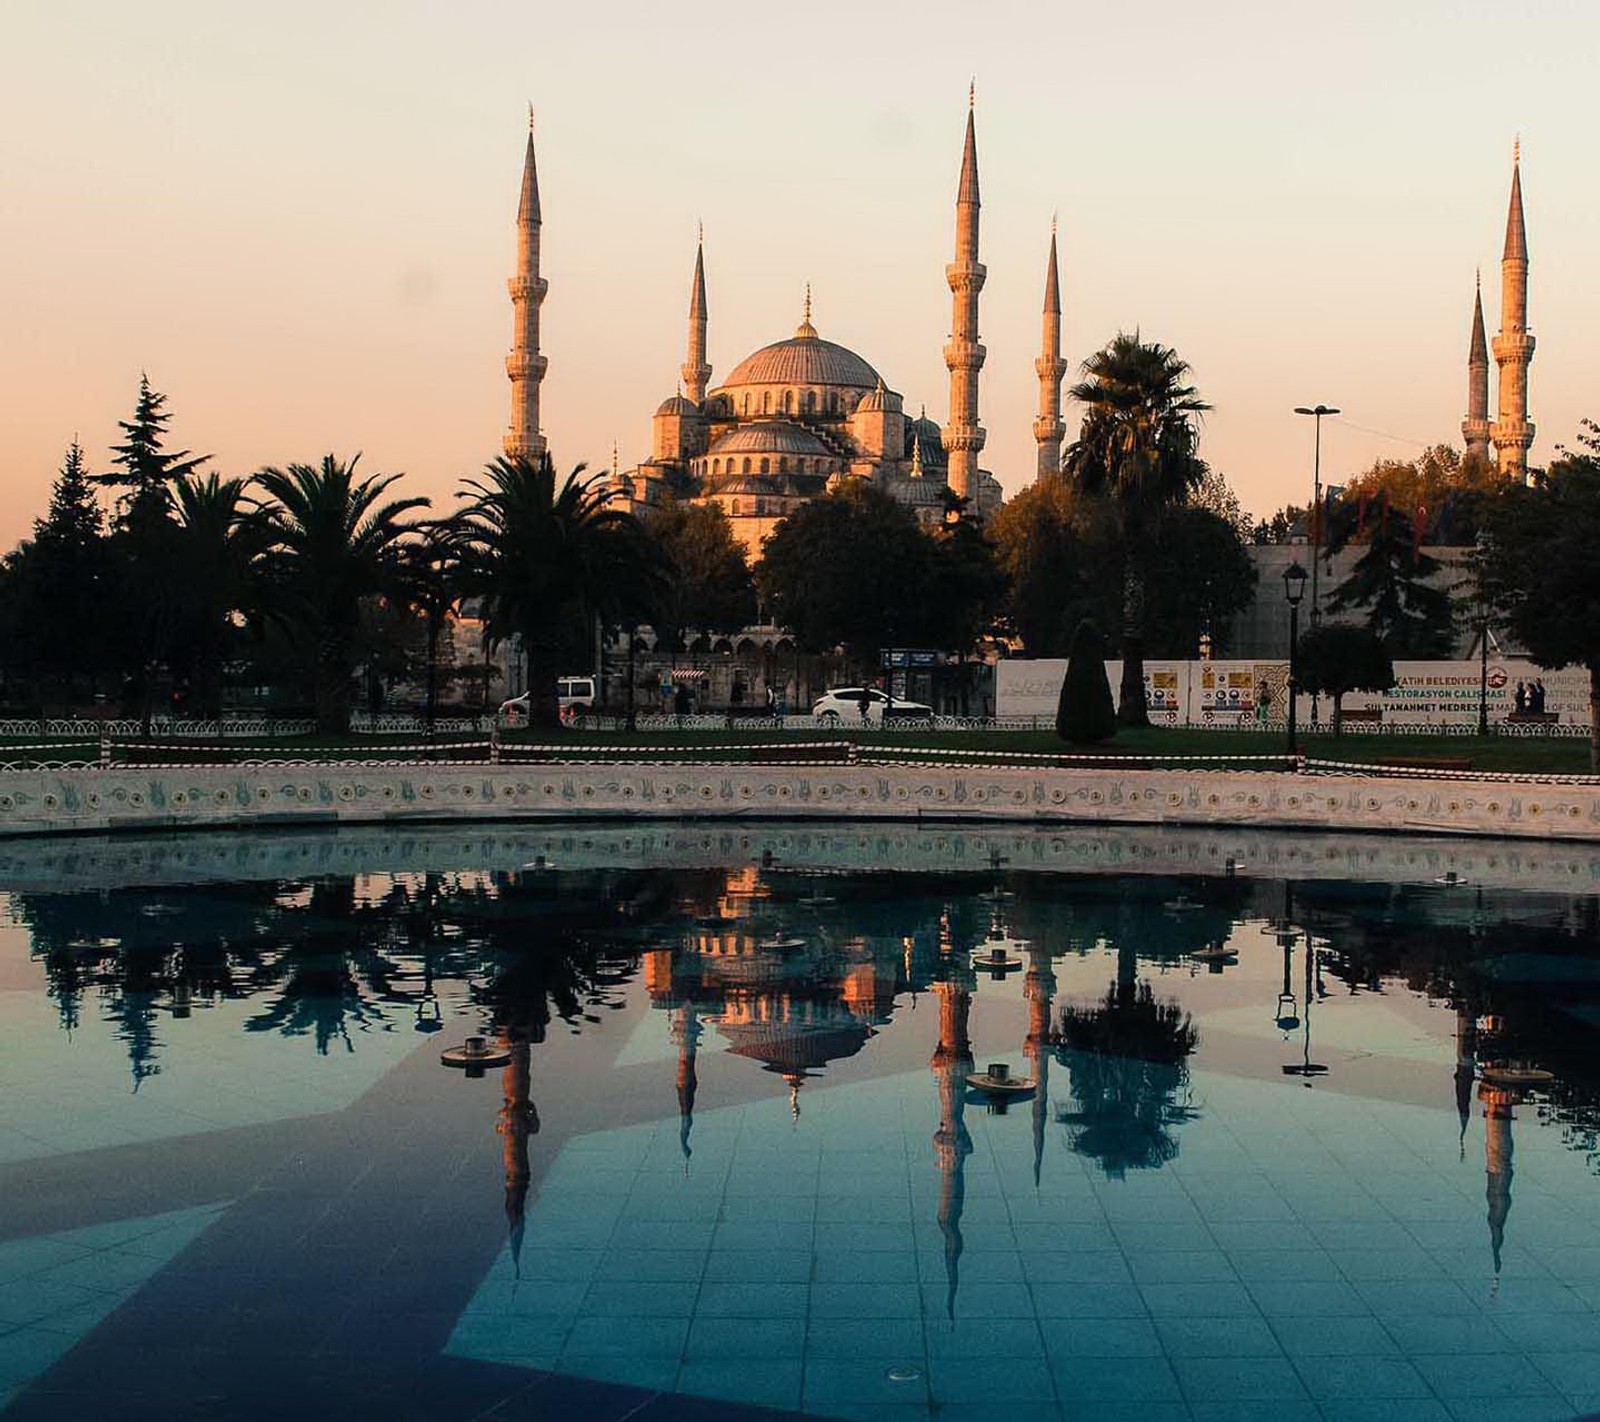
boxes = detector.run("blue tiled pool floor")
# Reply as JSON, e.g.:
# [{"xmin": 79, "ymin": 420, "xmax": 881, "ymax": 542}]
[{"xmin": 449, "ymin": 1069, "xmax": 1600, "ymax": 1421}]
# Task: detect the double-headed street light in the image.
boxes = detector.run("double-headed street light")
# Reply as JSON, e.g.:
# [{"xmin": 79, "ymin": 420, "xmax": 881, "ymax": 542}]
[
  {"xmin": 1283, "ymin": 561, "xmax": 1308, "ymax": 755},
  {"xmin": 1293, "ymin": 405, "xmax": 1340, "ymax": 629}
]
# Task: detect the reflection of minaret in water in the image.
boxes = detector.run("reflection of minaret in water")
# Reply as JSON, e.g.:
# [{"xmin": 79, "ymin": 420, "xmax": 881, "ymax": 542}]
[
  {"xmin": 931, "ymin": 972, "xmax": 974, "ymax": 1322},
  {"xmin": 497, "ymin": 1033, "xmax": 539, "ymax": 1277},
  {"xmin": 1454, "ymin": 1003, "xmax": 1478, "ymax": 1160},
  {"xmin": 673, "ymin": 1003, "xmax": 702, "ymax": 1169},
  {"xmin": 1480, "ymin": 1081, "xmax": 1515, "ymax": 1286},
  {"xmin": 1024, "ymin": 941, "xmax": 1056, "ymax": 1187}
]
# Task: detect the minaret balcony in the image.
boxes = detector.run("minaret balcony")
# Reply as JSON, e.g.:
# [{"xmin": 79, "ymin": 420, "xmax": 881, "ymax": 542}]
[
  {"xmin": 1492, "ymin": 331, "xmax": 1536, "ymax": 362},
  {"xmin": 944, "ymin": 262, "xmax": 988, "ymax": 292},
  {"xmin": 1033, "ymin": 417, "xmax": 1065, "ymax": 443},
  {"xmin": 942, "ymin": 340, "xmax": 986, "ymax": 369},
  {"xmin": 505, "ymin": 352, "xmax": 548, "ymax": 380},
  {"xmin": 507, "ymin": 276, "xmax": 549, "ymax": 302},
  {"xmin": 941, "ymin": 425, "xmax": 987, "ymax": 453},
  {"xmin": 1035, "ymin": 356, "xmax": 1068, "ymax": 381}
]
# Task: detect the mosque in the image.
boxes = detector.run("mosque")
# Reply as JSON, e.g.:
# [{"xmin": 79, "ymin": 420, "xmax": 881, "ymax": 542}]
[
  {"xmin": 500, "ymin": 96, "xmax": 1540, "ymax": 571},
  {"xmin": 501, "ymin": 95, "xmax": 1043, "ymax": 557}
]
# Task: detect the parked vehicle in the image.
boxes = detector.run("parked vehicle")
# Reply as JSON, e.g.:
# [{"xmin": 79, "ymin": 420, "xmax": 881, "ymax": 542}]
[
  {"xmin": 498, "ymin": 676, "xmax": 597, "ymax": 725},
  {"xmin": 811, "ymin": 687, "xmax": 934, "ymax": 726}
]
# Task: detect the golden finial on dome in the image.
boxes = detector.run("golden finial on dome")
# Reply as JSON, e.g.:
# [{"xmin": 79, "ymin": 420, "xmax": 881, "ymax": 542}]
[
  {"xmin": 1513, "ymin": 134, "xmax": 1520, "ymax": 165},
  {"xmin": 910, "ymin": 433, "xmax": 925, "ymax": 479},
  {"xmin": 796, "ymin": 283, "xmax": 817, "ymax": 338},
  {"xmin": 968, "ymin": 78, "xmax": 975, "ymax": 109},
  {"xmin": 527, "ymin": 102, "xmax": 535, "ymax": 133}
]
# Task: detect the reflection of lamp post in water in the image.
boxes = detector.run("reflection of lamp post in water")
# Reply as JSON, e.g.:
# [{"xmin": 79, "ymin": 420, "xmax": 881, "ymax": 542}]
[
  {"xmin": 1281, "ymin": 934, "xmax": 1327, "ymax": 1084},
  {"xmin": 1274, "ymin": 925, "xmax": 1300, "ymax": 1035}
]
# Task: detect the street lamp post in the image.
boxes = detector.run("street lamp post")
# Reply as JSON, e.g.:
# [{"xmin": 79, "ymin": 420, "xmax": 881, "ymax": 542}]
[
  {"xmin": 1283, "ymin": 561, "xmax": 1307, "ymax": 755},
  {"xmin": 1293, "ymin": 405, "xmax": 1340, "ymax": 630}
]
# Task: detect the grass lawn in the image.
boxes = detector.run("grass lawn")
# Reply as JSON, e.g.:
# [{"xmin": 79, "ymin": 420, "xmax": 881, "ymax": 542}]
[{"xmin": 2, "ymin": 723, "xmax": 1593, "ymax": 775}]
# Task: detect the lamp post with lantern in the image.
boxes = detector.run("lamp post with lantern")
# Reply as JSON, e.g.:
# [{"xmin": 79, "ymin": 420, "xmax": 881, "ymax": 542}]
[{"xmin": 1283, "ymin": 561, "xmax": 1308, "ymax": 755}]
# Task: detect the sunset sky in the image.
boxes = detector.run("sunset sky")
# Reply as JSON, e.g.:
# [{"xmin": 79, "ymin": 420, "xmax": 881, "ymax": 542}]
[{"xmin": 3, "ymin": 0, "xmax": 1596, "ymax": 548}]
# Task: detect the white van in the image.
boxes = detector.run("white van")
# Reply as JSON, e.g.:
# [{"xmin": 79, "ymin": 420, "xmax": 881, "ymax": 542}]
[{"xmin": 498, "ymin": 676, "xmax": 597, "ymax": 724}]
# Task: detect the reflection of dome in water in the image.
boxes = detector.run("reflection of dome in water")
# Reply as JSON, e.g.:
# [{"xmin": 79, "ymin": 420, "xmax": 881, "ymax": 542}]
[{"xmin": 716, "ymin": 1011, "xmax": 870, "ymax": 1078}]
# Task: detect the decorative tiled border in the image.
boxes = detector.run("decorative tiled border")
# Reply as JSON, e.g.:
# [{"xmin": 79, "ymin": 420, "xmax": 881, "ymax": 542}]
[{"xmin": 0, "ymin": 763, "xmax": 1598, "ymax": 844}]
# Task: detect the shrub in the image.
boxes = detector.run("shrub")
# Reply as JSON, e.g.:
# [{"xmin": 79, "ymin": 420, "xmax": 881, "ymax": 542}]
[{"xmin": 1056, "ymin": 620, "xmax": 1116, "ymax": 743}]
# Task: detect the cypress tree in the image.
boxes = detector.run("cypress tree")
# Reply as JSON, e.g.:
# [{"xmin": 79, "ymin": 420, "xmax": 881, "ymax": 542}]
[{"xmin": 1056, "ymin": 619, "xmax": 1116, "ymax": 743}]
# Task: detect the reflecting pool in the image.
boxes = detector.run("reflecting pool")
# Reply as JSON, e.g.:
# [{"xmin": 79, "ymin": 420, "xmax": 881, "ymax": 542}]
[{"xmin": 3, "ymin": 823, "xmax": 1600, "ymax": 1422}]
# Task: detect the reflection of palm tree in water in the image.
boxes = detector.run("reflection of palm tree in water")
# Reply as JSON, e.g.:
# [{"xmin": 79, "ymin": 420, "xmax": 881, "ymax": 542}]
[{"xmin": 1055, "ymin": 938, "xmax": 1198, "ymax": 1179}]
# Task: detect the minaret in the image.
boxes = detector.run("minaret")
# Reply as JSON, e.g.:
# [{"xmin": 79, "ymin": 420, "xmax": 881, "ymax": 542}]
[
  {"xmin": 1490, "ymin": 142, "xmax": 1535, "ymax": 480},
  {"xmin": 1462, "ymin": 274, "xmax": 1491, "ymax": 462},
  {"xmin": 505, "ymin": 110, "xmax": 549, "ymax": 461},
  {"xmin": 942, "ymin": 86, "xmax": 986, "ymax": 509},
  {"xmin": 1033, "ymin": 220, "xmax": 1067, "ymax": 480},
  {"xmin": 681, "ymin": 228, "xmax": 710, "ymax": 405}
]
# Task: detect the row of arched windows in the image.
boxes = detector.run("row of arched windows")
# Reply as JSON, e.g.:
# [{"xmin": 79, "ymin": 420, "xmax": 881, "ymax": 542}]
[
  {"xmin": 701, "ymin": 455, "xmax": 835, "ymax": 477},
  {"xmin": 737, "ymin": 389, "xmax": 850, "ymax": 418}
]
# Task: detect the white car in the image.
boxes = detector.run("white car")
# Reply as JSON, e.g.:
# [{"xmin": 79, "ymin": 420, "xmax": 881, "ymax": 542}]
[
  {"xmin": 498, "ymin": 677, "xmax": 597, "ymax": 724},
  {"xmin": 811, "ymin": 687, "xmax": 934, "ymax": 725}
]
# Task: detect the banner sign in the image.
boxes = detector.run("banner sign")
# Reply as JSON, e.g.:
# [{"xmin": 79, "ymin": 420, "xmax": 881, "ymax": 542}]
[{"xmin": 995, "ymin": 658, "xmax": 1593, "ymax": 729}]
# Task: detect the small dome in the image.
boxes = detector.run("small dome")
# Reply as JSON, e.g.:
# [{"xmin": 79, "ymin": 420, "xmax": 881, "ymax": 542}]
[
  {"xmin": 656, "ymin": 395, "xmax": 698, "ymax": 417},
  {"xmin": 855, "ymin": 381, "xmax": 902, "ymax": 414},
  {"xmin": 707, "ymin": 420, "xmax": 833, "ymax": 459},
  {"xmin": 719, "ymin": 334, "xmax": 881, "ymax": 392}
]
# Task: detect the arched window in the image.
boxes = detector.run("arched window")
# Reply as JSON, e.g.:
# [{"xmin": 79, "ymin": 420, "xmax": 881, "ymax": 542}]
[
  {"xmin": 731, "ymin": 499, "xmax": 741, "ymax": 516},
  {"xmin": 742, "ymin": 458, "xmax": 751, "ymax": 474},
  {"xmin": 742, "ymin": 394, "xmax": 750, "ymax": 416},
  {"xmin": 761, "ymin": 391, "xmax": 771, "ymax": 414},
  {"xmin": 783, "ymin": 390, "xmax": 793, "ymax": 413},
  {"xmin": 827, "ymin": 392, "xmax": 839, "ymax": 414},
  {"xmin": 779, "ymin": 456, "xmax": 789, "ymax": 474},
  {"xmin": 711, "ymin": 459, "xmax": 720, "ymax": 475},
  {"xmin": 759, "ymin": 457, "xmax": 769, "ymax": 474},
  {"xmin": 804, "ymin": 390, "xmax": 817, "ymax": 414}
]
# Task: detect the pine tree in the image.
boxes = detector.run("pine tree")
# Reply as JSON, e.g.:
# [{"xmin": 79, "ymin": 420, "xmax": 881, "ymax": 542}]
[
  {"xmin": 98, "ymin": 374, "xmax": 209, "ymax": 530},
  {"xmin": 1326, "ymin": 497, "xmax": 1455, "ymax": 657},
  {"xmin": 35, "ymin": 439, "xmax": 103, "ymax": 551}
]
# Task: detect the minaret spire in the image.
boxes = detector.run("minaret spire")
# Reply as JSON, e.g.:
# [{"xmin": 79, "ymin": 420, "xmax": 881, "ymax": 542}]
[
  {"xmin": 1462, "ymin": 271, "xmax": 1491, "ymax": 461},
  {"xmin": 1033, "ymin": 220, "xmax": 1067, "ymax": 479},
  {"xmin": 682, "ymin": 230, "xmax": 710, "ymax": 404},
  {"xmin": 942, "ymin": 91, "xmax": 986, "ymax": 510},
  {"xmin": 1490, "ymin": 142, "xmax": 1534, "ymax": 480},
  {"xmin": 505, "ymin": 113, "xmax": 549, "ymax": 460}
]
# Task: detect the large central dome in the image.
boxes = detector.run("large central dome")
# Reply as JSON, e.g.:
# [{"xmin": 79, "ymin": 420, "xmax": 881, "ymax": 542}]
[{"xmin": 719, "ymin": 320, "xmax": 880, "ymax": 392}]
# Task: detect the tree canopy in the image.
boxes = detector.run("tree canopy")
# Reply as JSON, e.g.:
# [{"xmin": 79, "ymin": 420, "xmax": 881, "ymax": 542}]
[
  {"xmin": 1479, "ymin": 420, "xmax": 1600, "ymax": 767},
  {"xmin": 642, "ymin": 500, "xmax": 756, "ymax": 649},
  {"xmin": 754, "ymin": 482, "xmax": 996, "ymax": 662},
  {"xmin": 1294, "ymin": 622, "xmax": 1395, "ymax": 736},
  {"xmin": 1326, "ymin": 499, "xmax": 1455, "ymax": 657}
]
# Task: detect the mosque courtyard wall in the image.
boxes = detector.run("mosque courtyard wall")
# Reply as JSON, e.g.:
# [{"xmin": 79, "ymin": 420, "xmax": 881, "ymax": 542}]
[{"xmin": 1, "ymin": 761, "xmax": 1598, "ymax": 842}]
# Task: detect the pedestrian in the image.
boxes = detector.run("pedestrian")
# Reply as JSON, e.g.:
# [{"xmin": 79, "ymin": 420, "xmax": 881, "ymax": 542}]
[
  {"xmin": 674, "ymin": 683, "xmax": 690, "ymax": 724},
  {"xmin": 1514, "ymin": 681, "xmax": 1527, "ymax": 715},
  {"xmin": 765, "ymin": 685, "xmax": 777, "ymax": 723},
  {"xmin": 1533, "ymin": 679, "xmax": 1548, "ymax": 715},
  {"xmin": 858, "ymin": 688, "xmax": 872, "ymax": 725}
]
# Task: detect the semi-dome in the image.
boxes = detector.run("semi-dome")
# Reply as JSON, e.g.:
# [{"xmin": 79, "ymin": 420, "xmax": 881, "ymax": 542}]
[
  {"xmin": 855, "ymin": 380, "xmax": 902, "ymax": 414},
  {"xmin": 707, "ymin": 420, "xmax": 833, "ymax": 458},
  {"xmin": 719, "ymin": 330, "xmax": 880, "ymax": 392},
  {"xmin": 656, "ymin": 394, "xmax": 698, "ymax": 416}
]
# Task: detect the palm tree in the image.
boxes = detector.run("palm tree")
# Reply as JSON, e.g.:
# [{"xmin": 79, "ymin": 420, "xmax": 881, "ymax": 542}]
[
  {"xmin": 1063, "ymin": 334, "xmax": 1210, "ymax": 725},
  {"xmin": 170, "ymin": 473, "xmax": 259, "ymax": 718},
  {"xmin": 249, "ymin": 455, "xmax": 428, "ymax": 734},
  {"xmin": 454, "ymin": 453, "xmax": 655, "ymax": 729}
]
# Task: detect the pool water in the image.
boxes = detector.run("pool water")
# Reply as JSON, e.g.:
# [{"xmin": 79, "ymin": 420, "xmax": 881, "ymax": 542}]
[{"xmin": 2, "ymin": 823, "xmax": 1600, "ymax": 1422}]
